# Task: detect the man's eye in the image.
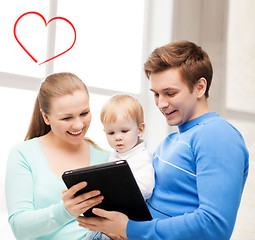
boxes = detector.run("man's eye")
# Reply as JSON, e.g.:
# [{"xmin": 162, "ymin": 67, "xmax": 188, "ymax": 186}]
[
  {"xmin": 80, "ymin": 112, "xmax": 89, "ymax": 116},
  {"xmin": 154, "ymin": 93, "xmax": 159, "ymax": 97},
  {"xmin": 167, "ymin": 92, "xmax": 176, "ymax": 97}
]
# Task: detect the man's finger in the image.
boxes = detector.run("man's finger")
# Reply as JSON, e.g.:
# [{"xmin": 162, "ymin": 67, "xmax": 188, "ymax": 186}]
[{"xmin": 92, "ymin": 208, "xmax": 113, "ymax": 219}]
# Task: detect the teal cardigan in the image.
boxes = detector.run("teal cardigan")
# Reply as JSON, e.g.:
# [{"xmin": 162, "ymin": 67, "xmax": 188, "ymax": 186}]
[{"xmin": 5, "ymin": 138, "xmax": 110, "ymax": 240}]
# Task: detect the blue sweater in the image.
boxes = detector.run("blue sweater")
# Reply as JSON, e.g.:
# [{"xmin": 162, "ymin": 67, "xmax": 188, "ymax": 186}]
[
  {"xmin": 5, "ymin": 138, "xmax": 110, "ymax": 240},
  {"xmin": 127, "ymin": 112, "xmax": 249, "ymax": 240}
]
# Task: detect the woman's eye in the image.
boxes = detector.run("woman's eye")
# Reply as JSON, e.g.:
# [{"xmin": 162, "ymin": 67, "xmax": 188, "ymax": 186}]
[{"xmin": 62, "ymin": 117, "xmax": 71, "ymax": 121}]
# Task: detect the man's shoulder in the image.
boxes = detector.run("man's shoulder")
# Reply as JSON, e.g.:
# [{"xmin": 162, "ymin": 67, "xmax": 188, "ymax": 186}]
[{"xmin": 199, "ymin": 115, "xmax": 241, "ymax": 136}]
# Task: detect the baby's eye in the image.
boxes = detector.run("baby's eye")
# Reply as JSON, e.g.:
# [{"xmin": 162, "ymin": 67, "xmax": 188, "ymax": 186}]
[
  {"xmin": 122, "ymin": 130, "xmax": 129, "ymax": 133},
  {"xmin": 108, "ymin": 131, "xmax": 114, "ymax": 135}
]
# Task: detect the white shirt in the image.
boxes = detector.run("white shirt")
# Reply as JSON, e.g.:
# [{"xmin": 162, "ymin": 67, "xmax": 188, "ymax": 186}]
[{"xmin": 109, "ymin": 140, "xmax": 155, "ymax": 200}]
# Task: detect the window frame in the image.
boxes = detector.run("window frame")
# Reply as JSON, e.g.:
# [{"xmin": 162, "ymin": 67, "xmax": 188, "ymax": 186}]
[{"xmin": 0, "ymin": 0, "xmax": 174, "ymax": 151}]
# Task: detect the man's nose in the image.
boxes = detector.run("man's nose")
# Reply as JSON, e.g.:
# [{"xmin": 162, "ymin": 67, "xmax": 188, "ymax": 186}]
[{"xmin": 157, "ymin": 95, "xmax": 169, "ymax": 109}]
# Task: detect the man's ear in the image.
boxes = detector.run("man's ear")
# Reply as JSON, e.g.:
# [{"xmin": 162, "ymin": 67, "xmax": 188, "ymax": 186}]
[
  {"xmin": 195, "ymin": 77, "xmax": 207, "ymax": 98},
  {"xmin": 40, "ymin": 109, "xmax": 50, "ymax": 125},
  {"xmin": 138, "ymin": 122, "xmax": 145, "ymax": 138}
]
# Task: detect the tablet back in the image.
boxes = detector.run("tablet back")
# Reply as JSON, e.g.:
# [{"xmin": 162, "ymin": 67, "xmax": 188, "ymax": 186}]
[{"xmin": 62, "ymin": 160, "xmax": 152, "ymax": 221}]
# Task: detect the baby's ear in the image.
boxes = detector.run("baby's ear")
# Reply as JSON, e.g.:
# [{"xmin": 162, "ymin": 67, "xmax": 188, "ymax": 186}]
[{"xmin": 138, "ymin": 123, "xmax": 145, "ymax": 137}]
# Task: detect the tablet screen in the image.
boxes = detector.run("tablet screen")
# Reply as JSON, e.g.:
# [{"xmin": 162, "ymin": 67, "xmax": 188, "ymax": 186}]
[{"xmin": 62, "ymin": 160, "xmax": 152, "ymax": 221}]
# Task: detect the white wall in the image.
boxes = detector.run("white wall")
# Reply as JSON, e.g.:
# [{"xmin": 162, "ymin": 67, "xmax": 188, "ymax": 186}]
[{"xmin": 172, "ymin": 0, "xmax": 255, "ymax": 239}]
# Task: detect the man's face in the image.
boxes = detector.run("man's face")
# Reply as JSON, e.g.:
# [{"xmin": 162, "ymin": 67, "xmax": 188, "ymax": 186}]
[{"xmin": 150, "ymin": 68, "xmax": 205, "ymax": 126}]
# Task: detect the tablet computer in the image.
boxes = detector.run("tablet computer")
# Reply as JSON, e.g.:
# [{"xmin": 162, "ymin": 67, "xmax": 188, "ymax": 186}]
[{"xmin": 62, "ymin": 160, "xmax": 152, "ymax": 221}]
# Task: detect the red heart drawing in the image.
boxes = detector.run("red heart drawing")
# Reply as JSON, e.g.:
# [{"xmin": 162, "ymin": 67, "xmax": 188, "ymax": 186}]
[{"xmin": 13, "ymin": 11, "xmax": 76, "ymax": 65}]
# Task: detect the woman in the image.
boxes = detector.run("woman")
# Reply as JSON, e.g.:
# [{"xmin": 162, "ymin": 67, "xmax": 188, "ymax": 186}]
[{"xmin": 5, "ymin": 72, "xmax": 110, "ymax": 239}]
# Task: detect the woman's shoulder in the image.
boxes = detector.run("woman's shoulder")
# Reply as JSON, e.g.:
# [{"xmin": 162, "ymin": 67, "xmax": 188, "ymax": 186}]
[
  {"xmin": 8, "ymin": 138, "xmax": 41, "ymax": 167},
  {"xmin": 88, "ymin": 142, "xmax": 110, "ymax": 165},
  {"xmin": 11, "ymin": 138, "xmax": 39, "ymax": 152},
  {"xmin": 88, "ymin": 142, "xmax": 110, "ymax": 156}
]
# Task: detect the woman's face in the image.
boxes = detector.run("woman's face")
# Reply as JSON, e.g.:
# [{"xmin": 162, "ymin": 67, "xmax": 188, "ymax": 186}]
[{"xmin": 42, "ymin": 90, "xmax": 91, "ymax": 146}]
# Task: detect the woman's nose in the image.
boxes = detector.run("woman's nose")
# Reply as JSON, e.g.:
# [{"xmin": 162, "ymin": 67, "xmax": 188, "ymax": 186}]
[{"xmin": 72, "ymin": 118, "xmax": 83, "ymax": 129}]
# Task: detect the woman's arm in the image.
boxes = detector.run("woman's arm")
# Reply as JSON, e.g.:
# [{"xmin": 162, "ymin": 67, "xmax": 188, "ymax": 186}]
[{"xmin": 5, "ymin": 147, "xmax": 103, "ymax": 239}]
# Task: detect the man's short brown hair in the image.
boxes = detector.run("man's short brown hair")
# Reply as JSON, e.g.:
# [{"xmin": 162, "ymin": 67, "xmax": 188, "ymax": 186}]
[{"xmin": 144, "ymin": 40, "xmax": 213, "ymax": 98}]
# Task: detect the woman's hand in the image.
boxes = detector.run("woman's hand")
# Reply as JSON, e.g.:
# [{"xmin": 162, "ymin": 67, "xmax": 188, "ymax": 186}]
[
  {"xmin": 62, "ymin": 182, "xmax": 104, "ymax": 217},
  {"xmin": 76, "ymin": 208, "xmax": 129, "ymax": 239}
]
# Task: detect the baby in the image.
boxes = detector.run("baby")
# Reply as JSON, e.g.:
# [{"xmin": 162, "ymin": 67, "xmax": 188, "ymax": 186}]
[{"xmin": 84, "ymin": 94, "xmax": 154, "ymax": 240}]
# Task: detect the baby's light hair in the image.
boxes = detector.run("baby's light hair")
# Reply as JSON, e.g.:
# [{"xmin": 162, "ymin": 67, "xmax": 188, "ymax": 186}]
[{"xmin": 100, "ymin": 94, "xmax": 144, "ymax": 126}]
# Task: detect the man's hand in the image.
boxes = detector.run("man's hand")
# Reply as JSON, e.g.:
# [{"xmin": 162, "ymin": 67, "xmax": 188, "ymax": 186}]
[{"xmin": 76, "ymin": 208, "xmax": 129, "ymax": 239}]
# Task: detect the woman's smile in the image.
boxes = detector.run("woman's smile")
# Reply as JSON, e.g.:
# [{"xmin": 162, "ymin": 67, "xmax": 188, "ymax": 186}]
[{"xmin": 67, "ymin": 129, "xmax": 83, "ymax": 137}]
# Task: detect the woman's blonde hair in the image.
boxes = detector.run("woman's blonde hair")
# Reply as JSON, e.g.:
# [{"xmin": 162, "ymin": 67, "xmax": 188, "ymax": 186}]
[
  {"xmin": 100, "ymin": 94, "xmax": 144, "ymax": 126},
  {"xmin": 25, "ymin": 72, "xmax": 88, "ymax": 140}
]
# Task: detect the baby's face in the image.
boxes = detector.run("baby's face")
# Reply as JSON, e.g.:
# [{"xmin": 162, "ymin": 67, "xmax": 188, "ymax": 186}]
[{"xmin": 103, "ymin": 116, "xmax": 142, "ymax": 153}]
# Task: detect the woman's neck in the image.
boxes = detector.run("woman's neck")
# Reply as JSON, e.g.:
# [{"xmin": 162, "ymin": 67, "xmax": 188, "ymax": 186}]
[{"xmin": 40, "ymin": 131, "xmax": 87, "ymax": 153}]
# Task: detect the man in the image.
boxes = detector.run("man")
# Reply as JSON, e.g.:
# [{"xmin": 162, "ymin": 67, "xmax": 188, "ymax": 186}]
[{"xmin": 77, "ymin": 40, "xmax": 249, "ymax": 240}]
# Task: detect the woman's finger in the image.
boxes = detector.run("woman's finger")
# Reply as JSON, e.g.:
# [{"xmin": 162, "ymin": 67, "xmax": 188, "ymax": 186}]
[
  {"xmin": 65, "ymin": 194, "xmax": 103, "ymax": 213},
  {"xmin": 62, "ymin": 181, "xmax": 101, "ymax": 205},
  {"xmin": 62, "ymin": 181, "xmax": 103, "ymax": 216},
  {"xmin": 79, "ymin": 195, "xmax": 104, "ymax": 212},
  {"xmin": 63, "ymin": 182, "xmax": 87, "ymax": 199},
  {"xmin": 75, "ymin": 190, "xmax": 102, "ymax": 204}
]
